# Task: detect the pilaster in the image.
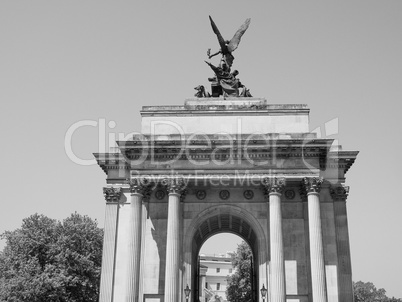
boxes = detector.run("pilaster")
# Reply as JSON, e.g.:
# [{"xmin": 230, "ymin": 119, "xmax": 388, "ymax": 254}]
[{"xmin": 331, "ymin": 184, "xmax": 353, "ymax": 302}]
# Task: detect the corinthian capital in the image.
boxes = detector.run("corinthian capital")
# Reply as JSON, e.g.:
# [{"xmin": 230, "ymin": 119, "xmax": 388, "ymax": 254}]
[
  {"xmin": 300, "ymin": 177, "xmax": 323, "ymax": 198},
  {"xmin": 162, "ymin": 177, "xmax": 187, "ymax": 200},
  {"xmin": 103, "ymin": 187, "xmax": 122, "ymax": 202},
  {"xmin": 261, "ymin": 177, "xmax": 286, "ymax": 198},
  {"xmin": 129, "ymin": 177, "xmax": 153, "ymax": 199},
  {"xmin": 330, "ymin": 184, "xmax": 349, "ymax": 201}
]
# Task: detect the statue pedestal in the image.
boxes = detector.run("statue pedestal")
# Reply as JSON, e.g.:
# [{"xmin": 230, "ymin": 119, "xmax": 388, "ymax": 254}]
[{"xmin": 140, "ymin": 98, "xmax": 310, "ymax": 135}]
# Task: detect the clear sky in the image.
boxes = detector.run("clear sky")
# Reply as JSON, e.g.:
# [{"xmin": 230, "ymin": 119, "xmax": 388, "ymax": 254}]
[{"xmin": 1, "ymin": 0, "xmax": 401, "ymax": 298}]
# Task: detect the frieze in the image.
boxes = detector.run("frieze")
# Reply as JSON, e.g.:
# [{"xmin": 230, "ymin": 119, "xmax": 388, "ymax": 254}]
[
  {"xmin": 194, "ymin": 105, "xmax": 227, "ymax": 110},
  {"xmin": 190, "ymin": 104, "xmax": 268, "ymax": 110},
  {"xmin": 121, "ymin": 147, "xmax": 324, "ymax": 162}
]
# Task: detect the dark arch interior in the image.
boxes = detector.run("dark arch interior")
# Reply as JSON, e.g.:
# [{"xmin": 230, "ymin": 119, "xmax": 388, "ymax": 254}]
[
  {"xmin": 193, "ymin": 213, "xmax": 257, "ymax": 249},
  {"xmin": 191, "ymin": 213, "xmax": 259, "ymax": 302}
]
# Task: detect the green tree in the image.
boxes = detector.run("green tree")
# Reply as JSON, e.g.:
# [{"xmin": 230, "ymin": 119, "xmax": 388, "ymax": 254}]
[
  {"xmin": 226, "ymin": 241, "xmax": 252, "ymax": 302},
  {"xmin": 353, "ymin": 281, "xmax": 402, "ymax": 302},
  {"xmin": 0, "ymin": 213, "xmax": 103, "ymax": 302}
]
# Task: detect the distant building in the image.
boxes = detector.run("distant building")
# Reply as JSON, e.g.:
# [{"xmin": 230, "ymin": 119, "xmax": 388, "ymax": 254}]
[{"xmin": 199, "ymin": 254, "xmax": 234, "ymax": 302}]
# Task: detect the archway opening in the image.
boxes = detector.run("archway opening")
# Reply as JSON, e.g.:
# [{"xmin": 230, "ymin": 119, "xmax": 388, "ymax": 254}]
[
  {"xmin": 185, "ymin": 206, "xmax": 267, "ymax": 302},
  {"xmin": 198, "ymin": 234, "xmax": 243, "ymax": 302},
  {"xmin": 194, "ymin": 232, "xmax": 257, "ymax": 302}
]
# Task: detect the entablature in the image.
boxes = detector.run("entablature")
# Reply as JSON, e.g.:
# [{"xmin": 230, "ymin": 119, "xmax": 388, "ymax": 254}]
[
  {"xmin": 140, "ymin": 99, "xmax": 310, "ymax": 116},
  {"xmin": 94, "ymin": 139, "xmax": 358, "ymax": 177}
]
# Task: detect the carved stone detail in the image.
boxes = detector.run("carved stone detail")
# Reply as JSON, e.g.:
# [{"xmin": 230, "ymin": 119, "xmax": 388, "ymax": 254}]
[
  {"xmin": 330, "ymin": 185, "xmax": 350, "ymax": 201},
  {"xmin": 261, "ymin": 177, "xmax": 286, "ymax": 198},
  {"xmin": 219, "ymin": 190, "xmax": 230, "ymax": 200},
  {"xmin": 300, "ymin": 177, "xmax": 323, "ymax": 201},
  {"xmin": 162, "ymin": 177, "xmax": 187, "ymax": 201},
  {"xmin": 284, "ymin": 189, "xmax": 295, "ymax": 200},
  {"xmin": 196, "ymin": 190, "xmax": 207, "ymax": 200},
  {"xmin": 243, "ymin": 190, "xmax": 254, "ymax": 200},
  {"xmin": 103, "ymin": 187, "xmax": 122, "ymax": 202},
  {"xmin": 304, "ymin": 177, "xmax": 324, "ymax": 193},
  {"xmin": 129, "ymin": 177, "xmax": 153, "ymax": 200},
  {"xmin": 155, "ymin": 190, "xmax": 166, "ymax": 200}
]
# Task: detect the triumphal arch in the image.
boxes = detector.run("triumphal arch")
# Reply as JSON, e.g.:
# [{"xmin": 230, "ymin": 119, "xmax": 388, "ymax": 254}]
[{"xmin": 94, "ymin": 16, "xmax": 358, "ymax": 302}]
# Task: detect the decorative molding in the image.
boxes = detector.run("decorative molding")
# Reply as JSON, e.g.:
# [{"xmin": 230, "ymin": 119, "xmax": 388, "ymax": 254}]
[
  {"xmin": 261, "ymin": 177, "xmax": 286, "ymax": 198},
  {"xmin": 330, "ymin": 184, "xmax": 349, "ymax": 201},
  {"xmin": 284, "ymin": 189, "xmax": 295, "ymax": 200},
  {"xmin": 103, "ymin": 187, "xmax": 122, "ymax": 203},
  {"xmin": 155, "ymin": 190, "xmax": 166, "ymax": 200},
  {"xmin": 300, "ymin": 177, "xmax": 324, "ymax": 200},
  {"xmin": 243, "ymin": 190, "xmax": 254, "ymax": 200},
  {"xmin": 196, "ymin": 190, "xmax": 207, "ymax": 200},
  {"xmin": 219, "ymin": 190, "xmax": 230, "ymax": 200}
]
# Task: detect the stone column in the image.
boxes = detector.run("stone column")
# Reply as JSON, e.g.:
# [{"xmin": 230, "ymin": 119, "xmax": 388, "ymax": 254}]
[
  {"xmin": 126, "ymin": 178, "xmax": 151, "ymax": 302},
  {"xmin": 302, "ymin": 177, "xmax": 327, "ymax": 302},
  {"xmin": 99, "ymin": 187, "xmax": 122, "ymax": 302},
  {"xmin": 200, "ymin": 274, "xmax": 207, "ymax": 302},
  {"xmin": 163, "ymin": 177, "xmax": 186, "ymax": 302},
  {"xmin": 331, "ymin": 184, "xmax": 353, "ymax": 302},
  {"xmin": 262, "ymin": 177, "xmax": 286, "ymax": 302}
]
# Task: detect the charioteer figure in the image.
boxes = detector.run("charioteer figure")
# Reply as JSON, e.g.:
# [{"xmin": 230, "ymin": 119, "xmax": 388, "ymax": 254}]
[{"xmin": 206, "ymin": 60, "xmax": 252, "ymax": 97}]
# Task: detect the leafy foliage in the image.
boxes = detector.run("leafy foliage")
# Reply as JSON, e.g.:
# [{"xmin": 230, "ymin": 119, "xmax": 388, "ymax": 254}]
[
  {"xmin": 226, "ymin": 241, "xmax": 252, "ymax": 302},
  {"xmin": 0, "ymin": 213, "xmax": 103, "ymax": 302},
  {"xmin": 353, "ymin": 281, "xmax": 402, "ymax": 302}
]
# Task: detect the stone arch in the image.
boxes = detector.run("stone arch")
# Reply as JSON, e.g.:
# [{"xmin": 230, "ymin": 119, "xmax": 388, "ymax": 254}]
[{"xmin": 183, "ymin": 204, "xmax": 268, "ymax": 302}]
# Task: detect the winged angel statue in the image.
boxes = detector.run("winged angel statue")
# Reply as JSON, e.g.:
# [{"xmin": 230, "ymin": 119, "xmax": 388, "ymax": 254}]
[
  {"xmin": 207, "ymin": 16, "xmax": 251, "ymax": 68},
  {"xmin": 196, "ymin": 16, "xmax": 252, "ymax": 98}
]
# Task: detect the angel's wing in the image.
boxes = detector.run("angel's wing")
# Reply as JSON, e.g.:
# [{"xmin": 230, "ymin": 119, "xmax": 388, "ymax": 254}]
[
  {"xmin": 227, "ymin": 18, "xmax": 251, "ymax": 53},
  {"xmin": 209, "ymin": 16, "xmax": 226, "ymax": 50}
]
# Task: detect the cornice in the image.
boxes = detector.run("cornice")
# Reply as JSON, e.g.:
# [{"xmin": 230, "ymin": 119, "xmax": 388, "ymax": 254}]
[
  {"xmin": 327, "ymin": 150, "xmax": 359, "ymax": 174},
  {"xmin": 140, "ymin": 102, "xmax": 310, "ymax": 117},
  {"xmin": 94, "ymin": 153, "xmax": 130, "ymax": 174},
  {"xmin": 94, "ymin": 140, "xmax": 358, "ymax": 176}
]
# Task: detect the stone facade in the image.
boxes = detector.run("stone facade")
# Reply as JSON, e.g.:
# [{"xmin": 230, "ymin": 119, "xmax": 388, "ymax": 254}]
[{"xmin": 95, "ymin": 98, "xmax": 358, "ymax": 302}]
